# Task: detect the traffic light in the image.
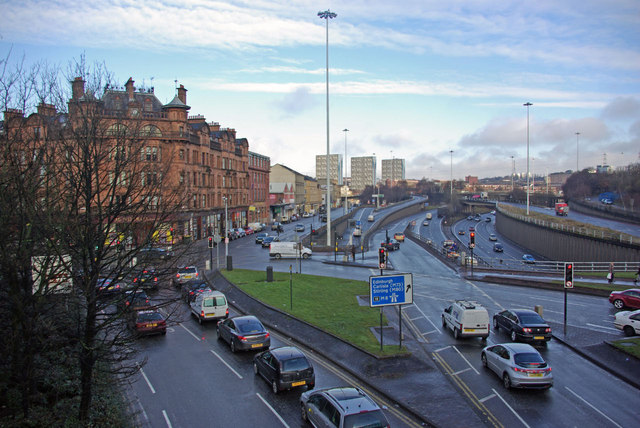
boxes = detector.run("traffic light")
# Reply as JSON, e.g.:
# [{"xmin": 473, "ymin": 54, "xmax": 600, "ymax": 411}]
[
  {"xmin": 378, "ymin": 247, "xmax": 387, "ymax": 269},
  {"xmin": 564, "ymin": 262, "xmax": 574, "ymax": 288},
  {"xmin": 208, "ymin": 237, "xmax": 213, "ymax": 248},
  {"xmin": 469, "ymin": 232, "xmax": 475, "ymax": 248}
]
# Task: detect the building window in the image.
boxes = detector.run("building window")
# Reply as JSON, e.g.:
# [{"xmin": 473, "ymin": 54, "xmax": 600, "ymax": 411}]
[
  {"xmin": 179, "ymin": 172, "xmax": 185, "ymax": 185},
  {"xmin": 179, "ymin": 149, "xmax": 185, "ymax": 160}
]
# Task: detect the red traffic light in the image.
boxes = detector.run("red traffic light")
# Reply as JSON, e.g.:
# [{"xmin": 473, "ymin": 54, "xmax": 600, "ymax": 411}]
[{"xmin": 567, "ymin": 264, "xmax": 572, "ymax": 269}]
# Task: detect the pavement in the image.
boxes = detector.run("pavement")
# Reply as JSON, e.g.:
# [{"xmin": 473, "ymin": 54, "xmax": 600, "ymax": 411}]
[{"xmin": 205, "ymin": 250, "xmax": 640, "ymax": 428}]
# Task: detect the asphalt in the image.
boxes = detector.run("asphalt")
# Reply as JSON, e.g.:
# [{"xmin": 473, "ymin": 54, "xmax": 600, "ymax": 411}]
[{"xmin": 205, "ymin": 252, "xmax": 640, "ymax": 428}]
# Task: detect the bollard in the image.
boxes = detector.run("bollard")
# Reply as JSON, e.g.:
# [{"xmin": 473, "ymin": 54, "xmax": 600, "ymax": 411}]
[
  {"xmin": 226, "ymin": 255, "xmax": 233, "ymax": 271},
  {"xmin": 534, "ymin": 305, "xmax": 543, "ymax": 317},
  {"xmin": 266, "ymin": 266, "xmax": 273, "ymax": 282}
]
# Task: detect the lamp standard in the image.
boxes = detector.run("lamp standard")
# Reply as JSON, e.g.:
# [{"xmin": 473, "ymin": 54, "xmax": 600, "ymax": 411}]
[
  {"xmin": 532, "ymin": 157, "xmax": 535, "ymax": 194},
  {"xmin": 318, "ymin": 9, "xmax": 337, "ymax": 246},
  {"xmin": 524, "ymin": 102, "xmax": 532, "ymax": 215},
  {"xmin": 449, "ymin": 150, "xmax": 454, "ymax": 201},
  {"xmin": 343, "ymin": 128, "xmax": 349, "ymax": 214},
  {"xmin": 575, "ymin": 132, "xmax": 580, "ymax": 172},
  {"xmin": 223, "ymin": 196, "xmax": 229, "ymax": 259},
  {"xmin": 510, "ymin": 155, "xmax": 515, "ymax": 191}
]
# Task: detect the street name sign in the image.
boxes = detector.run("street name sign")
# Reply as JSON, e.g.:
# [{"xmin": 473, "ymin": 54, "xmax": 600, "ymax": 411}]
[{"xmin": 369, "ymin": 273, "xmax": 413, "ymax": 307}]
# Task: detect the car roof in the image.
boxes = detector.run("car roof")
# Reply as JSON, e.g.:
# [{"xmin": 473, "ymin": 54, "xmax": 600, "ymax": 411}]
[
  {"xmin": 510, "ymin": 308, "xmax": 540, "ymax": 316},
  {"xmin": 616, "ymin": 288, "xmax": 640, "ymax": 294},
  {"xmin": 323, "ymin": 387, "xmax": 378, "ymax": 413},
  {"xmin": 270, "ymin": 346, "xmax": 306, "ymax": 360},
  {"xmin": 200, "ymin": 290, "xmax": 224, "ymax": 297},
  {"xmin": 232, "ymin": 315, "xmax": 261, "ymax": 324},
  {"xmin": 501, "ymin": 343, "xmax": 540, "ymax": 354}
]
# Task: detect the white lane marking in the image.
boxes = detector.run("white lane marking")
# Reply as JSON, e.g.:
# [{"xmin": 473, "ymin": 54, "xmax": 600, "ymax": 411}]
[
  {"xmin": 210, "ymin": 350, "xmax": 243, "ymax": 379},
  {"xmin": 528, "ymin": 296, "xmax": 589, "ymax": 307},
  {"xmin": 162, "ymin": 410, "xmax": 173, "ymax": 428},
  {"xmin": 421, "ymin": 329, "xmax": 438, "ymax": 336},
  {"xmin": 565, "ymin": 386, "xmax": 622, "ymax": 428},
  {"xmin": 452, "ymin": 367, "xmax": 472, "ymax": 376},
  {"xmin": 256, "ymin": 393, "xmax": 290, "ymax": 428},
  {"xmin": 409, "ymin": 316, "xmax": 423, "ymax": 321},
  {"xmin": 491, "ymin": 388, "xmax": 531, "ymax": 428},
  {"xmin": 413, "ymin": 304, "xmax": 441, "ymax": 333},
  {"xmin": 434, "ymin": 346, "xmax": 451, "ymax": 353},
  {"xmin": 586, "ymin": 323, "xmax": 619, "ymax": 332},
  {"xmin": 479, "ymin": 393, "xmax": 496, "ymax": 403},
  {"xmin": 179, "ymin": 323, "xmax": 202, "ymax": 341},
  {"xmin": 138, "ymin": 365, "xmax": 156, "ymax": 394},
  {"xmin": 452, "ymin": 346, "xmax": 480, "ymax": 375}
]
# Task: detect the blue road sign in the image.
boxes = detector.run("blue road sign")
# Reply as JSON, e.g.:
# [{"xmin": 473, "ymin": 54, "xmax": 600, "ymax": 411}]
[
  {"xmin": 356, "ymin": 220, "xmax": 361, "ymax": 226},
  {"xmin": 369, "ymin": 273, "xmax": 413, "ymax": 307}
]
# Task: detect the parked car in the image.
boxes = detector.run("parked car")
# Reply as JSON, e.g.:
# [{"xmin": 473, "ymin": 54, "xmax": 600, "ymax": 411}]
[
  {"xmin": 295, "ymin": 224, "xmax": 305, "ymax": 232},
  {"xmin": 244, "ymin": 227, "xmax": 255, "ymax": 235},
  {"xmin": 181, "ymin": 279, "xmax": 211, "ymax": 303},
  {"xmin": 522, "ymin": 254, "xmax": 536, "ymax": 264},
  {"xmin": 133, "ymin": 268, "xmax": 159, "ymax": 290},
  {"xmin": 489, "ymin": 234, "xmax": 497, "ymax": 241},
  {"xmin": 172, "ymin": 266, "xmax": 198, "ymax": 287},
  {"xmin": 481, "ymin": 343, "xmax": 553, "ymax": 389},
  {"xmin": 138, "ymin": 246, "xmax": 173, "ymax": 261},
  {"xmin": 442, "ymin": 300, "xmax": 490, "ymax": 339},
  {"xmin": 493, "ymin": 243, "xmax": 504, "ymax": 252},
  {"xmin": 255, "ymin": 232, "xmax": 269, "ymax": 244},
  {"xmin": 381, "ymin": 239, "xmax": 400, "ymax": 251},
  {"xmin": 123, "ymin": 290, "xmax": 151, "ymax": 311},
  {"xmin": 613, "ymin": 309, "xmax": 640, "ymax": 336},
  {"xmin": 253, "ymin": 346, "xmax": 315, "ymax": 394},
  {"xmin": 271, "ymin": 222, "xmax": 282, "ymax": 231},
  {"xmin": 129, "ymin": 310, "xmax": 167, "ymax": 336},
  {"xmin": 234, "ymin": 228, "xmax": 246, "ymax": 238},
  {"xmin": 190, "ymin": 290, "xmax": 228, "ymax": 324},
  {"xmin": 393, "ymin": 232, "xmax": 405, "ymax": 242},
  {"xmin": 609, "ymin": 289, "xmax": 640, "ymax": 310},
  {"xmin": 493, "ymin": 309, "xmax": 552, "ymax": 344},
  {"xmin": 217, "ymin": 315, "xmax": 270, "ymax": 353},
  {"xmin": 302, "ymin": 212, "xmax": 311, "ymax": 218},
  {"xmin": 300, "ymin": 387, "xmax": 390, "ymax": 427},
  {"xmin": 261, "ymin": 236, "xmax": 280, "ymax": 248}
]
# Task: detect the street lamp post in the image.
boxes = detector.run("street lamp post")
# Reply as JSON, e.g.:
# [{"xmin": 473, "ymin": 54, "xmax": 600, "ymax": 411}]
[
  {"xmin": 318, "ymin": 9, "xmax": 337, "ymax": 247},
  {"xmin": 575, "ymin": 132, "xmax": 580, "ymax": 173},
  {"xmin": 449, "ymin": 150, "xmax": 454, "ymax": 201},
  {"xmin": 524, "ymin": 102, "xmax": 533, "ymax": 215},
  {"xmin": 223, "ymin": 196, "xmax": 229, "ymax": 259},
  {"xmin": 510, "ymin": 155, "xmax": 515, "ymax": 191},
  {"xmin": 343, "ymin": 128, "xmax": 349, "ymax": 214}
]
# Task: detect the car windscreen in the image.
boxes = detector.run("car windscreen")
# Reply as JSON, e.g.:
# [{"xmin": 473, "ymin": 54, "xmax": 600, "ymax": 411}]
[
  {"xmin": 514, "ymin": 352, "xmax": 547, "ymax": 368},
  {"xmin": 519, "ymin": 314, "xmax": 545, "ymax": 324},
  {"xmin": 282, "ymin": 357, "xmax": 310, "ymax": 372},
  {"xmin": 343, "ymin": 409, "xmax": 389, "ymax": 428},
  {"xmin": 204, "ymin": 296, "xmax": 226, "ymax": 307},
  {"xmin": 137, "ymin": 312, "xmax": 163, "ymax": 322},
  {"xmin": 237, "ymin": 321, "xmax": 264, "ymax": 334},
  {"xmin": 179, "ymin": 267, "xmax": 197, "ymax": 274}
]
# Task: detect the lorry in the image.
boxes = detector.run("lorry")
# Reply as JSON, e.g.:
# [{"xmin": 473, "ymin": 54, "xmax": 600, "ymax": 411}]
[
  {"xmin": 555, "ymin": 202, "xmax": 569, "ymax": 216},
  {"xmin": 480, "ymin": 191, "xmax": 489, "ymax": 200},
  {"xmin": 426, "ymin": 212, "xmax": 432, "ymax": 220}
]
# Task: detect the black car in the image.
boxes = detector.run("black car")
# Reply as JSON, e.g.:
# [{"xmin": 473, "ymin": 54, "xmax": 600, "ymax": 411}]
[
  {"xmin": 255, "ymin": 233, "xmax": 269, "ymax": 244},
  {"xmin": 493, "ymin": 309, "xmax": 552, "ymax": 344},
  {"xmin": 493, "ymin": 243, "xmax": 504, "ymax": 252},
  {"xmin": 133, "ymin": 268, "xmax": 159, "ymax": 290},
  {"xmin": 253, "ymin": 346, "xmax": 315, "ymax": 394},
  {"xmin": 181, "ymin": 279, "xmax": 212, "ymax": 303},
  {"xmin": 380, "ymin": 239, "xmax": 400, "ymax": 251},
  {"xmin": 261, "ymin": 236, "xmax": 280, "ymax": 248},
  {"xmin": 123, "ymin": 290, "xmax": 151, "ymax": 311},
  {"xmin": 217, "ymin": 315, "xmax": 270, "ymax": 353}
]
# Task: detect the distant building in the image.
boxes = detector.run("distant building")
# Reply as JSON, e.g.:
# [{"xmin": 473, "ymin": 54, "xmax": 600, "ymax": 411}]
[
  {"xmin": 465, "ymin": 176, "xmax": 479, "ymax": 185},
  {"xmin": 248, "ymin": 151, "xmax": 270, "ymax": 224},
  {"xmin": 350, "ymin": 156, "xmax": 376, "ymax": 193},
  {"xmin": 381, "ymin": 158, "xmax": 405, "ymax": 182},
  {"xmin": 316, "ymin": 154, "xmax": 343, "ymax": 185},
  {"xmin": 270, "ymin": 163, "xmax": 306, "ymax": 218}
]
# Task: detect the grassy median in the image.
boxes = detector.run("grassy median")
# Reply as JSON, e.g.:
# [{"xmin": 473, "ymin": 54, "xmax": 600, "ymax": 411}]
[
  {"xmin": 610, "ymin": 337, "xmax": 640, "ymax": 360},
  {"xmin": 221, "ymin": 269, "xmax": 407, "ymax": 356}
]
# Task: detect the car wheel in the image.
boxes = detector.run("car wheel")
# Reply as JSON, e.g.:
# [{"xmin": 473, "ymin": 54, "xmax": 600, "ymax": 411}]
[
  {"xmin": 624, "ymin": 326, "xmax": 636, "ymax": 337},
  {"xmin": 493, "ymin": 318, "xmax": 499, "ymax": 330},
  {"xmin": 253, "ymin": 362, "xmax": 259, "ymax": 375},
  {"xmin": 216, "ymin": 328, "xmax": 221, "ymax": 340},
  {"xmin": 300, "ymin": 402, "xmax": 308, "ymax": 422},
  {"xmin": 198, "ymin": 316, "xmax": 202, "ymax": 325},
  {"xmin": 510, "ymin": 330, "xmax": 517, "ymax": 342},
  {"xmin": 503, "ymin": 373, "xmax": 512, "ymax": 389},
  {"xmin": 454, "ymin": 328, "xmax": 460, "ymax": 339},
  {"xmin": 442, "ymin": 316, "xmax": 446, "ymax": 328},
  {"xmin": 303, "ymin": 254, "xmax": 310, "ymax": 259},
  {"xmin": 613, "ymin": 299, "xmax": 625, "ymax": 310},
  {"xmin": 481, "ymin": 353, "xmax": 487, "ymax": 368},
  {"xmin": 275, "ymin": 254, "xmax": 281, "ymax": 259},
  {"xmin": 230, "ymin": 339, "xmax": 236, "ymax": 353},
  {"xmin": 272, "ymin": 380, "xmax": 279, "ymax": 394}
]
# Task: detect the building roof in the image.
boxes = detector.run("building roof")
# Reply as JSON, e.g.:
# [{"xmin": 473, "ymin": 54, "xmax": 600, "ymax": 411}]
[
  {"xmin": 164, "ymin": 95, "xmax": 190, "ymax": 109},
  {"xmin": 274, "ymin": 163, "xmax": 304, "ymax": 177}
]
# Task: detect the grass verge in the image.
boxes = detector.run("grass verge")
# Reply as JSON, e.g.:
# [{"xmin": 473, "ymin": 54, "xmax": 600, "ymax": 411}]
[
  {"xmin": 610, "ymin": 337, "xmax": 640, "ymax": 360},
  {"xmin": 221, "ymin": 269, "xmax": 407, "ymax": 356},
  {"xmin": 549, "ymin": 280, "xmax": 636, "ymax": 293}
]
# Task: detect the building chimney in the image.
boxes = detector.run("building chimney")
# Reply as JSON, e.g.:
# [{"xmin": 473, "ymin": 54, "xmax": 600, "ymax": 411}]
[
  {"xmin": 3, "ymin": 108, "xmax": 24, "ymax": 122},
  {"xmin": 125, "ymin": 78, "xmax": 135, "ymax": 101},
  {"xmin": 178, "ymin": 84, "xmax": 187, "ymax": 104},
  {"xmin": 37, "ymin": 102, "xmax": 57, "ymax": 117},
  {"xmin": 71, "ymin": 77, "xmax": 85, "ymax": 100}
]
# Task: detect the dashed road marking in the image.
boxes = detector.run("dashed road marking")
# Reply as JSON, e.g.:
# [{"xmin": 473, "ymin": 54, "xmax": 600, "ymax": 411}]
[
  {"xmin": 565, "ymin": 386, "xmax": 622, "ymax": 428},
  {"xmin": 256, "ymin": 393, "xmax": 290, "ymax": 427},
  {"xmin": 491, "ymin": 388, "xmax": 530, "ymax": 428},
  {"xmin": 162, "ymin": 410, "xmax": 172, "ymax": 428},
  {"xmin": 210, "ymin": 350, "xmax": 243, "ymax": 379}
]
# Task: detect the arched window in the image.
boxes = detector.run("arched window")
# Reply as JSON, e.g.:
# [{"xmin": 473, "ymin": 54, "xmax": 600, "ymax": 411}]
[
  {"xmin": 140, "ymin": 125, "xmax": 162, "ymax": 137},
  {"xmin": 106, "ymin": 124, "xmax": 128, "ymax": 137}
]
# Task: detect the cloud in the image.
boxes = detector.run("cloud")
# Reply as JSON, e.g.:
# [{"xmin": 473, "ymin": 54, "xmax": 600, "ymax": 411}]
[
  {"xmin": 601, "ymin": 97, "xmax": 640, "ymax": 120},
  {"xmin": 274, "ymin": 86, "xmax": 316, "ymax": 117}
]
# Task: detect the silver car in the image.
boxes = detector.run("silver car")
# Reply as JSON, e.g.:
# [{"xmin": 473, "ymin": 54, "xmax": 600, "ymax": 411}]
[{"xmin": 481, "ymin": 343, "xmax": 553, "ymax": 389}]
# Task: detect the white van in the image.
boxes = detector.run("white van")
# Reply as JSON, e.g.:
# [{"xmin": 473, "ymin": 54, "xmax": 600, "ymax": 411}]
[
  {"xmin": 442, "ymin": 300, "xmax": 490, "ymax": 339},
  {"xmin": 269, "ymin": 241, "xmax": 312, "ymax": 259},
  {"xmin": 426, "ymin": 212, "xmax": 432, "ymax": 220},
  {"xmin": 367, "ymin": 214, "xmax": 375, "ymax": 222},
  {"xmin": 190, "ymin": 290, "xmax": 229, "ymax": 324}
]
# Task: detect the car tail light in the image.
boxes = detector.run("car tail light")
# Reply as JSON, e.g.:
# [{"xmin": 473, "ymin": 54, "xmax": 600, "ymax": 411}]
[
  {"xmin": 154, "ymin": 277, "xmax": 158, "ymax": 282},
  {"xmin": 238, "ymin": 335, "xmax": 247, "ymax": 341},
  {"xmin": 264, "ymin": 332, "xmax": 270, "ymax": 338},
  {"xmin": 133, "ymin": 277, "xmax": 138, "ymax": 283},
  {"xmin": 201, "ymin": 310, "xmax": 205, "ymax": 317},
  {"xmin": 136, "ymin": 322, "xmax": 145, "ymax": 329},
  {"xmin": 176, "ymin": 273, "xmax": 180, "ymax": 278},
  {"xmin": 126, "ymin": 301, "xmax": 130, "ymax": 306},
  {"xmin": 225, "ymin": 309, "xmax": 229, "ymax": 315},
  {"xmin": 545, "ymin": 328, "xmax": 551, "ymax": 333},
  {"xmin": 145, "ymin": 299, "xmax": 149, "ymax": 305},
  {"xmin": 195, "ymin": 272, "xmax": 199, "ymax": 278},
  {"xmin": 522, "ymin": 328, "xmax": 532, "ymax": 333}
]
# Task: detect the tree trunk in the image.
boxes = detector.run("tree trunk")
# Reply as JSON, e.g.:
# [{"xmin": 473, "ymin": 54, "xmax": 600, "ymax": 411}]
[{"xmin": 78, "ymin": 301, "xmax": 97, "ymax": 422}]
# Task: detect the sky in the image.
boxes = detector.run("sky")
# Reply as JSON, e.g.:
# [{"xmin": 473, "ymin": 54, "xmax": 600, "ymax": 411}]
[{"xmin": 1, "ymin": 0, "xmax": 639, "ymax": 181}]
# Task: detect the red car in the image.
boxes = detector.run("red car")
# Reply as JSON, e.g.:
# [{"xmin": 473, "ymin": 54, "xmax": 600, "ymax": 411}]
[
  {"xmin": 130, "ymin": 310, "xmax": 166, "ymax": 336},
  {"xmin": 609, "ymin": 289, "xmax": 640, "ymax": 310}
]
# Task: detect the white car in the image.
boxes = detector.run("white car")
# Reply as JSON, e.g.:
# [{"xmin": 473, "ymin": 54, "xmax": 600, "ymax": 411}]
[
  {"xmin": 481, "ymin": 343, "xmax": 553, "ymax": 389},
  {"xmin": 489, "ymin": 234, "xmax": 497, "ymax": 241},
  {"xmin": 423, "ymin": 221, "xmax": 430, "ymax": 226},
  {"xmin": 614, "ymin": 309, "xmax": 640, "ymax": 336}
]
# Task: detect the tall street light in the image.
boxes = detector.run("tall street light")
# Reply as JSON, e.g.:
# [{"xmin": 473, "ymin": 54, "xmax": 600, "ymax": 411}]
[
  {"xmin": 575, "ymin": 132, "xmax": 580, "ymax": 173},
  {"xmin": 318, "ymin": 9, "xmax": 337, "ymax": 246},
  {"xmin": 449, "ymin": 150, "xmax": 454, "ymax": 201},
  {"xmin": 223, "ymin": 196, "xmax": 229, "ymax": 259},
  {"xmin": 343, "ymin": 128, "xmax": 349, "ymax": 214},
  {"xmin": 510, "ymin": 155, "xmax": 515, "ymax": 191},
  {"xmin": 524, "ymin": 102, "xmax": 533, "ymax": 215}
]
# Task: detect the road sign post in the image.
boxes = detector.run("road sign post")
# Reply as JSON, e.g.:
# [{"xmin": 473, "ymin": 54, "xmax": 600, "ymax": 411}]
[{"xmin": 370, "ymin": 273, "xmax": 414, "ymax": 351}]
